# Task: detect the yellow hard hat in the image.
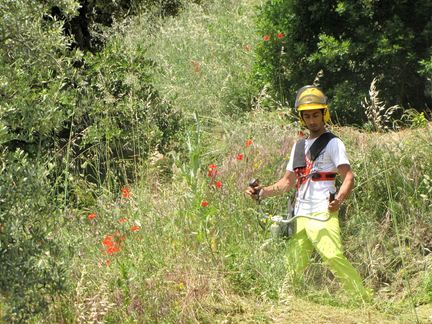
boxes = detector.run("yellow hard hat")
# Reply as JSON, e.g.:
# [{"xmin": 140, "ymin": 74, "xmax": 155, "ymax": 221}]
[{"xmin": 295, "ymin": 85, "xmax": 331, "ymax": 124}]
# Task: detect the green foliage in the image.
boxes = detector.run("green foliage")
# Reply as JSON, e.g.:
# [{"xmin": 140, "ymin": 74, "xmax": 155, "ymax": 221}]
[
  {"xmin": 255, "ymin": 0, "xmax": 432, "ymax": 125},
  {"xmin": 43, "ymin": 110, "xmax": 431, "ymax": 321},
  {"xmin": 2, "ymin": 0, "xmax": 432, "ymax": 321},
  {"xmin": 0, "ymin": 149, "xmax": 66, "ymax": 322},
  {"xmin": 145, "ymin": 0, "xmax": 259, "ymax": 118},
  {"xmin": 72, "ymin": 29, "xmax": 182, "ymax": 187},
  {"xmin": 0, "ymin": 1, "xmax": 78, "ymax": 319},
  {"xmin": 400, "ymin": 109, "xmax": 430, "ymax": 129},
  {"xmin": 0, "ymin": 0, "xmax": 79, "ymax": 149},
  {"xmin": 51, "ymin": 0, "xmax": 202, "ymax": 52},
  {"xmin": 1, "ymin": 0, "xmax": 183, "ymax": 188},
  {"xmin": 0, "ymin": 0, "xmax": 183, "ymax": 320}
]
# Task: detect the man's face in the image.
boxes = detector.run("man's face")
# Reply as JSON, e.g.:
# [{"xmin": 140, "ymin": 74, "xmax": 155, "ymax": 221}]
[{"xmin": 301, "ymin": 109, "xmax": 325, "ymax": 132}]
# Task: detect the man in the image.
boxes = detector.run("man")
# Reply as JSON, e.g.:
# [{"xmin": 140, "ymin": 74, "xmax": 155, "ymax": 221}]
[{"xmin": 245, "ymin": 85, "xmax": 370, "ymax": 302}]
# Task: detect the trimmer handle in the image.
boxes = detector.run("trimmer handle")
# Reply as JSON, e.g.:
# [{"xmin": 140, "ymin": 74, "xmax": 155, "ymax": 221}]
[
  {"xmin": 329, "ymin": 191, "xmax": 336, "ymax": 202},
  {"xmin": 248, "ymin": 178, "xmax": 262, "ymax": 201},
  {"xmin": 249, "ymin": 178, "xmax": 260, "ymax": 188}
]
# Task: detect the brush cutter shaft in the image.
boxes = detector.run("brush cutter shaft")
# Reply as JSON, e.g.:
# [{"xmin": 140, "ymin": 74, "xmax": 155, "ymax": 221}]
[{"xmin": 261, "ymin": 213, "xmax": 331, "ymax": 224}]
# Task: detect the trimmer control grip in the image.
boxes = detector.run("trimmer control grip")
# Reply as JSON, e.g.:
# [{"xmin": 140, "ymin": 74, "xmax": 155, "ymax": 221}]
[
  {"xmin": 249, "ymin": 178, "xmax": 260, "ymax": 188},
  {"xmin": 329, "ymin": 191, "xmax": 336, "ymax": 202},
  {"xmin": 248, "ymin": 178, "xmax": 261, "ymax": 199}
]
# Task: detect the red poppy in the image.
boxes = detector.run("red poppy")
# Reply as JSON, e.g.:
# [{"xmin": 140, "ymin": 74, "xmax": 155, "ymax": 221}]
[
  {"xmin": 121, "ymin": 187, "xmax": 131, "ymax": 198},
  {"xmin": 245, "ymin": 139, "xmax": 253, "ymax": 147},
  {"xmin": 131, "ymin": 225, "xmax": 140, "ymax": 232},
  {"xmin": 118, "ymin": 218, "xmax": 128, "ymax": 224},
  {"xmin": 201, "ymin": 201, "xmax": 209, "ymax": 207},
  {"xmin": 107, "ymin": 245, "xmax": 120, "ymax": 255},
  {"xmin": 298, "ymin": 131, "xmax": 305, "ymax": 138},
  {"xmin": 236, "ymin": 153, "xmax": 244, "ymax": 161},
  {"xmin": 215, "ymin": 181, "xmax": 222, "ymax": 189},
  {"xmin": 207, "ymin": 164, "xmax": 218, "ymax": 177},
  {"xmin": 106, "ymin": 259, "xmax": 111, "ymax": 267},
  {"xmin": 263, "ymin": 35, "xmax": 270, "ymax": 41},
  {"xmin": 102, "ymin": 235, "xmax": 114, "ymax": 247},
  {"xmin": 277, "ymin": 33, "xmax": 284, "ymax": 39},
  {"xmin": 208, "ymin": 169, "xmax": 219, "ymax": 177},
  {"xmin": 87, "ymin": 213, "xmax": 96, "ymax": 220}
]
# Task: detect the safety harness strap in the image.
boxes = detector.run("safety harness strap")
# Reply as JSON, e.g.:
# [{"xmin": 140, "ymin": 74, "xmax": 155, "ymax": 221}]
[
  {"xmin": 311, "ymin": 172, "xmax": 337, "ymax": 181},
  {"xmin": 309, "ymin": 132, "xmax": 337, "ymax": 161},
  {"xmin": 292, "ymin": 138, "xmax": 306, "ymax": 169},
  {"xmin": 293, "ymin": 132, "xmax": 338, "ymax": 188},
  {"xmin": 293, "ymin": 132, "xmax": 337, "ymax": 168}
]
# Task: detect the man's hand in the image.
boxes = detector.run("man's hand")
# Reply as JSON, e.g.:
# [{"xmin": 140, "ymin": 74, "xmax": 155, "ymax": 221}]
[
  {"xmin": 328, "ymin": 198, "xmax": 342, "ymax": 212},
  {"xmin": 328, "ymin": 164, "xmax": 354, "ymax": 212},
  {"xmin": 245, "ymin": 185, "xmax": 262, "ymax": 201}
]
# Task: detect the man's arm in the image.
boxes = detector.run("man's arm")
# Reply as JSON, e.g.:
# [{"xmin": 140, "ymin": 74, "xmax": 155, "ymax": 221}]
[
  {"xmin": 328, "ymin": 164, "xmax": 354, "ymax": 212},
  {"xmin": 245, "ymin": 171, "xmax": 296, "ymax": 200}
]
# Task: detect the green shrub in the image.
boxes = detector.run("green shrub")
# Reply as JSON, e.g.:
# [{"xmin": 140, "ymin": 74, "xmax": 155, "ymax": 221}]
[
  {"xmin": 0, "ymin": 150, "xmax": 66, "ymax": 321},
  {"xmin": 254, "ymin": 0, "xmax": 432, "ymax": 125},
  {"xmin": 0, "ymin": 1, "xmax": 184, "ymax": 320},
  {"xmin": 71, "ymin": 29, "xmax": 183, "ymax": 187}
]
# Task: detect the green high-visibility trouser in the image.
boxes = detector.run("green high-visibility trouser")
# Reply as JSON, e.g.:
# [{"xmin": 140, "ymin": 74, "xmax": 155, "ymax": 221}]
[{"xmin": 286, "ymin": 211, "xmax": 370, "ymax": 301}]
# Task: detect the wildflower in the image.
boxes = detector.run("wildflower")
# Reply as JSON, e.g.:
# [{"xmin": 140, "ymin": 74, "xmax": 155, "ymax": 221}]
[
  {"xmin": 298, "ymin": 131, "xmax": 305, "ymax": 138},
  {"xmin": 102, "ymin": 235, "xmax": 114, "ymax": 247},
  {"xmin": 118, "ymin": 217, "xmax": 128, "ymax": 224},
  {"xmin": 131, "ymin": 225, "xmax": 140, "ymax": 232},
  {"xmin": 277, "ymin": 33, "xmax": 284, "ymax": 39},
  {"xmin": 106, "ymin": 259, "xmax": 111, "ymax": 267},
  {"xmin": 121, "ymin": 187, "xmax": 131, "ymax": 198},
  {"xmin": 215, "ymin": 181, "xmax": 222, "ymax": 189},
  {"xmin": 107, "ymin": 245, "xmax": 121, "ymax": 255},
  {"xmin": 236, "ymin": 153, "xmax": 244, "ymax": 161},
  {"xmin": 87, "ymin": 213, "xmax": 96, "ymax": 220},
  {"xmin": 207, "ymin": 164, "xmax": 218, "ymax": 177},
  {"xmin": 208, "ymin": 164, "xmax": 217, "ymax": 171},
  {"xmin": 245, "ymin": 139, "xmax": 253, "ymax": 147},
  {"xmin": 263, "ymin": 35, "xmax": 270, "ymax": 41},
  {"xmin": 201, "ymin": 201, "xmax": 209, "ymax": 208},
  {"xmin": 177, "ymin": 282, "xmax": 185, "ymax": 290}
]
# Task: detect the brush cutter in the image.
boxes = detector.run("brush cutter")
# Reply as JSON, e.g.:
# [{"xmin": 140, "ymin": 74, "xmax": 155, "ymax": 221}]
[{"xmin": 248, "ymin": 178, "xmax": 334, "ymax": 239}]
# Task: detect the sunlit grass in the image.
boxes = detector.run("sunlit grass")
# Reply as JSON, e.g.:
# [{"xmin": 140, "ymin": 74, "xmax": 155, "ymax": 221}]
[
  {"xmin": 22, "ymin": 0, "xmax": 432, "ymax": 321},
  {"xmin": 42, "ymin": 104, "xmax": 431, "ymax": 322}
]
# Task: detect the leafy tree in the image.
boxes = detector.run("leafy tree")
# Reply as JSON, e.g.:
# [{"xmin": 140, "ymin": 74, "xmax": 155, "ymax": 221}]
[
  {"xmin": 0, "ymin": 0, "xmax": 183, "ymax": 319},
  {"xmin": 51, "ymin": 0, "xmax": 203, "ymax": 51},
  {"xmin": 255, "ymin": 0, "xmax": 432, "ymax": 125}
]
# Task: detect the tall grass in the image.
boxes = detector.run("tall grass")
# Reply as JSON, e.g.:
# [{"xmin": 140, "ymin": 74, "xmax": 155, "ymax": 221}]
[
  {"xmin": 44, "ymin": 104, "xmax": 431, "ymax": 322},
  {"xmin": 139, "ymin": 0, "xmax": 260, "ymax": 119},
  {"xmin": 16, "ymin": 0, "xmax": 432, "ymax": 322}
]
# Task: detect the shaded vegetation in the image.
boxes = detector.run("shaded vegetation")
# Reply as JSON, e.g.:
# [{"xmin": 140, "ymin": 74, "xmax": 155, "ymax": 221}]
[
  {"xmin": 0, "ymin": 0, "xmax": 431, "ymax": 321},
  {"xmin": 255, "ymin": 0, "xmax": 432, "ymax": 125}
]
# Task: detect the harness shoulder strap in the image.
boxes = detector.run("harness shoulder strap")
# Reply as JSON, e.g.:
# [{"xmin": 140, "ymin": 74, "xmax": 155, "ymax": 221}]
[
  {"xmin": 309, "ymin": 132, "xmax": 337, "ymax": 161},
  {"xmin": 292, "ymin": 138, "xmax": 306, "ymax": 170},
  {"xmin": 292, "ymin": 132, "xmax": 337, "ymax": 170}
]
